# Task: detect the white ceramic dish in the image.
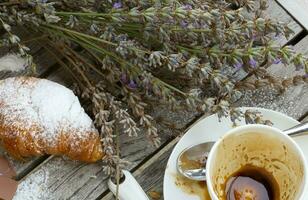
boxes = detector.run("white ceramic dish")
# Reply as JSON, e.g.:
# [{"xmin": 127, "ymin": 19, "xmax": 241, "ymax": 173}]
[{"xmin": 163, "ymin": 107, "xmax": 308, "ymax": 200}]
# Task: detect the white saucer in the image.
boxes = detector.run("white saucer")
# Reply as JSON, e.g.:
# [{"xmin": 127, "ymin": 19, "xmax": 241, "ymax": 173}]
[{"xmin": 163, "ymin": 107, "xmax": 308, "ymax": 200}]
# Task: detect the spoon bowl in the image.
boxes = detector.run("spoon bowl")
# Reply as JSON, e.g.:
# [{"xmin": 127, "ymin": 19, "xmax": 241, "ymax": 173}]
[{"xmin": 177, "ymin": 142, "xmax": 214, "ymax": 181}]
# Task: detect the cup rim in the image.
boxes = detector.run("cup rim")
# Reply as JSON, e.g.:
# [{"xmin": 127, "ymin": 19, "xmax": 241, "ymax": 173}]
[{"xmin": 205, "ymin": 124, "xmax": 308, "ymax": 200}]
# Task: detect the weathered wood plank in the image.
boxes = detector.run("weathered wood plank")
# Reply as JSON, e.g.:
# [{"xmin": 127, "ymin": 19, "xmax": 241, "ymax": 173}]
[
  {"xmin": 302, "ymin": 114, "xmax": 308, "ymax": 122},
  {"xmin": 264, "ymin": 0, "xmax": 303, "ymax": 45},
  {"xmin": 240, "ymin": 0, "xmax": 303, "ymax": 45},
  {"xmin": 277, "ymin": 0, "xmax": 308, "ymax": 31},
  {"xmin": 0, "ymin": 29, "xmax": 58, "ymax": 79},
  {"xmin": 11, "ymin": 0, "xmax": 305, "ymax": 199},
  {"xmin": 102, "ymin": 138, "xmax": 177, "ymax": 200},
  {"xmin": 236, "ymin": 35, "xmax": 308, "ymax": 120},
  {"xmin": 46, "ymin": 66, "xmax": 75, "ymax": 86}
]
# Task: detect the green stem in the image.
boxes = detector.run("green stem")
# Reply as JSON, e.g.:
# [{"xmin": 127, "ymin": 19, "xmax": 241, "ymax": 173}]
[
  {"xmin": 43, "ymin": 24, "xmax": 150, "ymax": 54},
  {"xmin": 0, "ymin": 1, "xmax": 22, "ymax": 6},
  {"xmin": 72, "ymin": 33, "xmax": 187, "ymax": 96},
  {"xmin": 43, "ymin": 24, "xmax": 117, "ymax": 46},
  {"xmin": 64, "ymin": 44, "xmax": 106, "ymax": 77},
  {"xmin": 56, "ymin": 11, "xmax": 115, "ymax": 17},
  {"xmin": 42, "ymin": 25, "xmax": 186, "ymax": 96},
  {"xmin": 64, "ymin": 53, "xmax": 93, "ymax": 88},
  {"xmin": 42, "ymin": 42, "xmax": 85, "ymax": 89}
]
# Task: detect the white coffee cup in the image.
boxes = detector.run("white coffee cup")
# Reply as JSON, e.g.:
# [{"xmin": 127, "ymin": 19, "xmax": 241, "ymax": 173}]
[{"xmin": 206, "ymin": 124, "xmax": 307, "ymax": 200}]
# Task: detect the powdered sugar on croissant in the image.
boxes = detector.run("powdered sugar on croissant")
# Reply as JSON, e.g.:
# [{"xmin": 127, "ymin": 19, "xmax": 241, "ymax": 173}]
[{"xmin": 0, "ymin": 76, "xmax": 103, "ymax": 162}]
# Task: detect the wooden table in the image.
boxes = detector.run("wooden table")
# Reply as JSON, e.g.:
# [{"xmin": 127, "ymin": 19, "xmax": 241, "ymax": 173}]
[{"xmin": 1, "ymin": 1, "xmax": 308, "ymax": 199}]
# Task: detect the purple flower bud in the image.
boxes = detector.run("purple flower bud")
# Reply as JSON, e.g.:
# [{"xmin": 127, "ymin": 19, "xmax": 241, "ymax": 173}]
[
  {"xmin": 234, "ymin": 61, "xmax": 243, "ymax": 70},
  {"xmin": 273, "ymin": 58, "xmax": 281, "ymax": 64},
  {"xmin": 304, "ymin": 73, "xmax": 308, "ymax": 78},
  {"xmin": 180, "ymin": 20, "xmax": 188, "ymax": 28},
  {"xmin": 128, "ymin": 80, "xmax": 137, "ymax": 89},
  {"xmin": 252, "ymin": 34, "xmax": 257, "ymax": 40},
  {"xmin": 249, "ymin": 58, "xmax": 257, "ymax": 68},
  {"xmin": 184, "ymin": 4, "xmax": 192, "ymax": 10},
  {"xmin": 113, "ymin": 2, "xmax": 122, "ymax": 9}
]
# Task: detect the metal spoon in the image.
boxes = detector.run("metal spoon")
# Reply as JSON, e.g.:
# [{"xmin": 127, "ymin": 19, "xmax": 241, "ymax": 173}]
[{"xmin": 177, "ymin": 121, "xmax": 308, "ymax": 181}]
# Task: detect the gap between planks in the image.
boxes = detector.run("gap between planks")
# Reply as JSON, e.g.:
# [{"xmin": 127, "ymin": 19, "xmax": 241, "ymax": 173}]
[
  {"xmin": 10, "ymin": 1, "xmax": 306, "ymax": 199},
  {"xmin": 101, "ymin": 35, "xmax": 308, "ymax": 200},
  {"xmin": 276, "ymin": 0, "xmax": 308, "ymax": 31}
]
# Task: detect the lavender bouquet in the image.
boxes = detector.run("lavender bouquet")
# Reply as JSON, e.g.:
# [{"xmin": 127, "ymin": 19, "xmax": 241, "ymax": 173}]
[{"xmin": 1, "ymin": 0, "xmax": 307, "ymax": 174}]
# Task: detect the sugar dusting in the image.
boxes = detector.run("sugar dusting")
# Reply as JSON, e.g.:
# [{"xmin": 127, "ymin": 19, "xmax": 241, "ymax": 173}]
[
  {"xmin": 0, "ymin": 54, "xmax": 27, "ymax": 72},
  {"xmin": 0, "ymin": 77, "xmax": 97, "ymax": 149},
  {"xmin": 13, "ymin": 169, "xmax": 50, "ymax": 200},
  {"xmin": 13, "ymin": 157, "xmax": 80, "ymax": 200}
]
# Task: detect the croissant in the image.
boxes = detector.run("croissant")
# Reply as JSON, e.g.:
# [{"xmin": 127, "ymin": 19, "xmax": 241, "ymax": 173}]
[{"xmin": 0, "ymin": 76, "xmax": 103, "ymax": 162}]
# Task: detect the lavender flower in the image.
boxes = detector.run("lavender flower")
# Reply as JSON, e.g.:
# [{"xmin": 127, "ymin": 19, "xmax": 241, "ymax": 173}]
[
  {"xmin": 234, "ymin": 61, "xmax": 243, "ymax": 70},
  {"xmin": 113, "ymin": 2, "xmax": 122, "ymax": 9},
  {"xmin": 180, "ymin": 20, "xmax": 188, "ymax": 28},
  {"xmin": 184, "ymin": 4, "xmax": 193, "ymax": 10},
  {"xmin": 249, "ymin": 58, "xmax": 257, "ymax": 68},
  {"xmin": 2, "ymin": 0, "xmax": 308, "ymax": 177},
  {"xmin": 273, "ymin": 58, "xmax": 281, "ymax": 64},
  {"xmin": 252, "ymin": 34, "xmax": 257, "ymax": 40},
  {"xmin": 120, "ymin": 74, "xmax": 137, "ymax": 89},
  {"xmin": 127, "ymin": 80, "xmax": 137, "ymax": 89}
]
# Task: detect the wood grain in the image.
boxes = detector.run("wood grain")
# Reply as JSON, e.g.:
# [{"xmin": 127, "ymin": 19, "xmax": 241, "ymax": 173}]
[
  {"xmin": 102, "ymin": 137, "xmax": 178, "ymax": 200},
  {"xmin": 236, "ymin": 36, "xmax": 308, "ymax": 120},
  {"xmin": 302, "ymin": 114, "xmax": 308, "ymax": 122},
  {"xmin": 0, "ymin": 29, "xmax": 58, "ymax": 79},
  {"xmin": 10, "ymin": 0, "xmax": 306, "ymax": 199},
  {"xmin": 102, "ymin": 36, "xmax": 308, "ymax": 200},
  {"xmin": 277, "ymin": 0, "xmax": 308, "ymax": 31},
  {"xmin": 264, "ymin": 0, "xmax": 303, "ymax": 45}
]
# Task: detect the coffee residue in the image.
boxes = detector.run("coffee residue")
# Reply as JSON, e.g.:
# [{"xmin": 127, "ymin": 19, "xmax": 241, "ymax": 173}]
[
  {"xmin": 223, "ymin": 165, "xmax": 280, "ymax": 200},
  {"xmin": 174, "ymin": 174, "xmax": 211, "ymax": 200},
  {"xmin": 178, "ymin": 152, "xmax": 205, "ymax": 170}
]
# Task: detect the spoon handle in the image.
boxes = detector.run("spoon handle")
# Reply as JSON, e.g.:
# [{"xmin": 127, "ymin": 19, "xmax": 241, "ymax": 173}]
[
  {"xmin": 108, "ymin": 170, "xmax": 149, "ymax": 200},
  {"xmin": 284, "ymin": 121, "xmax": 308, "ymax": 136}
]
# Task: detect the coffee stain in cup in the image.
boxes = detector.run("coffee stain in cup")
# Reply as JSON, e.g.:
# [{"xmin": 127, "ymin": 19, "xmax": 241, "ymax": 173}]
[{"xmin": 174, "ymin": 173, "xmax": 211, "ymax": 200}]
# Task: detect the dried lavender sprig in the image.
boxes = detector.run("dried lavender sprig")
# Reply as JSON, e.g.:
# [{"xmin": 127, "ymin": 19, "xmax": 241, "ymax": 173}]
[{"xmin": 0, "ymin": 17, "xmax": 35, "ymax": 72}]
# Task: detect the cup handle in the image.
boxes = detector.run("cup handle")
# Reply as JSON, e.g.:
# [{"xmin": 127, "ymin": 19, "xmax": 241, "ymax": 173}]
[{"xmin": 108, "ymin": 170, "xmax": 149, "ymax": 200}]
